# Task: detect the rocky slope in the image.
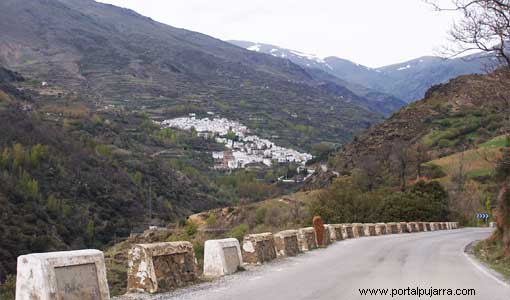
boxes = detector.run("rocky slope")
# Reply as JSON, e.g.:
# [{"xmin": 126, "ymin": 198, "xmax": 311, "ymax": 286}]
[{"xmin": 330, "ymin": 69, "xmax": 510, "ymax": 175}]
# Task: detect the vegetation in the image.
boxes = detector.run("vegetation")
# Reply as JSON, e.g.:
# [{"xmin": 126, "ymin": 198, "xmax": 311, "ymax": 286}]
[
  {"xmin": 474, "ymin": 238, "xmax": 510, "ymax": 279},
  {"xmin": 308, "ymin": 179, "xmax": 449, "ymax": 224}
]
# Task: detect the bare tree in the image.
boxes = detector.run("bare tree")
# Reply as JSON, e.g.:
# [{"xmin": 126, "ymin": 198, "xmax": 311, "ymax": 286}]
[
  {"xmin": 392, "ymin": 142, "xmax": 416, "ymax": 191},
  {"xmin": 415, "ymin": 143, "xmax": 430, "ymax": 179},
  {"xmin": 427, "ymin": 0, "xmax": 510, "ymax": 67}
]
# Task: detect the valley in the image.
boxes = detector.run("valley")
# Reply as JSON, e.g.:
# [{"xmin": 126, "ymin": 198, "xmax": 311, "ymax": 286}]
[{"xmin": 1, "ymin": 0, "xmax": 510, "ymax": 299}]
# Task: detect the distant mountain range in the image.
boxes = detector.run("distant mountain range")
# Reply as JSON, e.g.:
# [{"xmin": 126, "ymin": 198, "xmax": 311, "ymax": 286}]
[{"xmin": 229, "ymin": 40, "xmax": 497, "ymax": 103}]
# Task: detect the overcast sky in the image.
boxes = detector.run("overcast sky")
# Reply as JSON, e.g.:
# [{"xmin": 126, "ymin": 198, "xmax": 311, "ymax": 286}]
[{"xmin": 97, "ymin": 0, "xmax": 460, "ymax": 68}]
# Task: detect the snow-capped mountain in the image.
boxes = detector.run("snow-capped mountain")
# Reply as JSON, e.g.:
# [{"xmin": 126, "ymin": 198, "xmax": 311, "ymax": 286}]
[
  {"xmin": 229, "ymin": 40, "xmax": 333, "ymax": 71},
  {"xmin": 229, "ymin": 40, "xmax": 495, "ymax": 103}
]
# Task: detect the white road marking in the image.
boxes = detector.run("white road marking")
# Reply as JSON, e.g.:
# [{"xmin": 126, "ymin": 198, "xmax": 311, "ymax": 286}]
[{"xmin": 462, "ymin": 245, "xmax": 510, "ymax": 289}]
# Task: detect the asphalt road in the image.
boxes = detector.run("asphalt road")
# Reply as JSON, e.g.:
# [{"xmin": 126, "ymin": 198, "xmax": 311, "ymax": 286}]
[{"xmin": 121, "ymin": 228, "xmax": 510, "ymax": 300}]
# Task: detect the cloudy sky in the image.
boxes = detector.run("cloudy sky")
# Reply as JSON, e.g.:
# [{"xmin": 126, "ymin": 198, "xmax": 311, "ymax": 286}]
[{"xmin": 97, "ymin": 0, "xmax": 460, "ymax": 68}]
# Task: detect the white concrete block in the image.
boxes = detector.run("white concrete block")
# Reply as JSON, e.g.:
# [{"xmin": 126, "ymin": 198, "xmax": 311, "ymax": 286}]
[
  {"xmin": 16, "ymin": 249, "xmax": 110, "ymax": 300},
  {"xmin": 203, "ymin": 238, "xmax": 243, "ymax": 277}
]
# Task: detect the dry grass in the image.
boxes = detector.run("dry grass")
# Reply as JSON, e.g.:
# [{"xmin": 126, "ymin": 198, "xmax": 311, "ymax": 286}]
[{"xmin": 428, "ymin": 147, "xmax": 501, "ymax": 181}]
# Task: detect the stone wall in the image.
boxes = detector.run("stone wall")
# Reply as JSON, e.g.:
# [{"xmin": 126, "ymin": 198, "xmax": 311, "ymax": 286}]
[
  {"xmin": 203, "ymin": 238, "xmax": 243, "ymax": 277},
  {"xmin": 16, "ymin": 249, "xmax": 110, "ymax": 300},
  {"xmin": 274, "ymin": 230, "xmax": 301, "ymax": 257},
  {"xmin": 298, "ymin": 227, "xmax": 318, "ymax": 252},
  {"xmin": 127, "ymin": 242, "xmax": 198, "ymax": 294},
  {"xmin": 242, "ymin": 233, "xmax": 277, "ymax": 264}
]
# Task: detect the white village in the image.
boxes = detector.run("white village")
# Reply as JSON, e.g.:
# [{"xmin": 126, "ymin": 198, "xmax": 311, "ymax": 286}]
[{"xmin": 161, "ymin": 114, "xmax": 313, "ymax": 170}]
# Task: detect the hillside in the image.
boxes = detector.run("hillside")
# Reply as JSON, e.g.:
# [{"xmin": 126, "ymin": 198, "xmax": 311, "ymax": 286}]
[
  {"xmin": 0, "ymin": 68, "xmax": 237, "ymax": 281},
  {"xmin": 230, "ymin": 40, "xmax": 494, "ymax": 103},
  {"xmin": 331, "ymin": 70, "xmax": 510, "ymax": 173},
  {"xmin": 0, "ymin": 0, "xmax": 384, "ymax": 150}
]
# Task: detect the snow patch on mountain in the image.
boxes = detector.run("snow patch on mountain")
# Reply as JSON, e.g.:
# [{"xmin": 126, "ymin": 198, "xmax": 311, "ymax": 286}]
[
  {"xmin": 247, "ymin": 44, "xmax": 261, "ymax": 52},
  {"xmin": 397, "ymin": 64, "xmax": 412, "ymax": 71}
]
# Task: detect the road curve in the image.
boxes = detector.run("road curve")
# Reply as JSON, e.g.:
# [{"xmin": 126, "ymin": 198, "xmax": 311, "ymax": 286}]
[{"xmin": 121, "ymin": 228, "xmax": 510, "ymax": 300}]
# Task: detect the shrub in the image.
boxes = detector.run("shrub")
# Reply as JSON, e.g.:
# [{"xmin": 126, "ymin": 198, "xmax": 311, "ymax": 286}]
[
  {"xmin": 205, "ymin": 213, "xmax": 217, "ymax": 227},
  {"xmin": 228, "ymin": 224, "xmax": 248, "ymax": 242},
  {"xmin": 0, "ymin": 274, "xmax": 15, "ymax": 300},
  {"xmin": 185, "ymin": 221, "xmax": 198, "ymax": 236},
  {"xmin": 255, "ymin": 207, "xmax": 267, "ymax": 225}
]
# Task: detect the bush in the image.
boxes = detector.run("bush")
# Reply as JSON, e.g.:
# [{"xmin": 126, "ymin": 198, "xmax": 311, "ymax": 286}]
[
  {"xmin": 228, "ymin": 224, "xmax": 248, "ymax": 242},
  {"xmin": 0, "ymin": 274, "xmax": 16, "ymax": 300},
  {"xmin": 205, "ymin": 213, "xmax": 217, "ymax": 227},
  {"xmin": 255, "ymin": 207, "xmax": 267, "ymax": 225},
  {"xmin": 185, "ymin": 221, "xmax": 198, "ymax": 236}
]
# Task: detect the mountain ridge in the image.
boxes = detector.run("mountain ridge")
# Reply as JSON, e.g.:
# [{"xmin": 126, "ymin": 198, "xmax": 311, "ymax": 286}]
[{"xmin": 229, "ymin": 40, "xmax": 495, "ymax": 103}]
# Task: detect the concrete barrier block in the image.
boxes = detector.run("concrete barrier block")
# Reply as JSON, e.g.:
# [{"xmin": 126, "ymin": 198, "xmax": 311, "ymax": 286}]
[
  {"xmin": 274, "ymin": 230, "xmax": 301, "ymax": 257},
  {"xmin": 326, "ymin": 224, "xmax": 343, "ymax": 241},
  {"xmin": 417, "ymin": 222, "xmax": 425, "ymax": 232},
  {"xmin": 342, "ymin": 224, "xmax": 355, "ymax": 239},
  {"xmin": 375, "ymin": 223, "xmax": 387, "ymax": 235},
  {"xmin": 408, "ymin": 222, "xmax": 418, "ymax": 232},
  {"xmin": 425, "ymin": 222, "xmax": 432, "ymax": 231},
  {"xmin": 387, "ymin": 223, "xmax": 399, "ymax": 234},
  {"xmin": 297, "ymin": 227, "xmax": 318, "ymax": 252},
  {"xmin": 16, "ymin": 249, "xmax": 110, "ymax": 300},
  {"xmin": 242, "ymin": 233, "xmax": 277, "ymax": 264},
  {"xmin": 352, "ymin": 223, "xmax": 365, "ymax": 238},
  {"xmin": 400, "ymin": 222, "xmax": 409, "ymax": 233},
  {"xmin": 203, "ymin": 238, "xmax": 243, "ymax": 278},
  {"xmin": 431, "ymin": 222, "xmax": 440, "ymax": 231},
  {"xmin": 363, "ymin": 223, "xmax": 377, "ymax": 236},
  {"xmin": 442, "ymin": 222, "xmax": 448, "ymax": 230},
  {"xmin": 128, "ymin": 242, "xmax": 198, "ymax": 294},
  {"xmin": 323, "ymin": 225, "xmax": 332, "ymax": 246}
]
